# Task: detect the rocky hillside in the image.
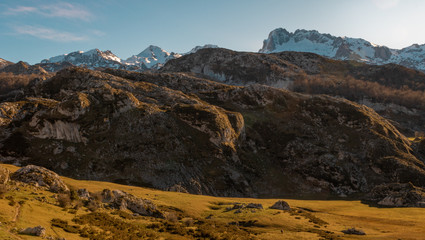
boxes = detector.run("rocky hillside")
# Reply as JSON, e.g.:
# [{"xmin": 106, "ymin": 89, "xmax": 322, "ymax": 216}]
[
  {"xmin": 0, "ymin": 67, "xmax": 424, "ymax": 198},
  {"xmin": 162, "ymin": 48, "xmax": 425, "ymax": 135},
  {"xmin": 0, "ymin": 61, "xmax": 48, "ymax": 75},
  {"xmin": 0, "ymin": 58, "xmax": 13, "ymax": 69},
  {"xmin": 260, "ymin": 28, "xmax": 425, "ymax": 72}
]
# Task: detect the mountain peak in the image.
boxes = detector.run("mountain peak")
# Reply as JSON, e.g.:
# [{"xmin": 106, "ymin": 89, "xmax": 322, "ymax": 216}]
[
  {"xmin": 259, "ymin": 28, "xmax": 425, "ymax": 71},
  {"xmin": 125, "ymin": 45, "xmax": 181, "ymax": 69},
  {"xmin": 185, "ymin": 44, "xmax": 219, "ymax": 55}
]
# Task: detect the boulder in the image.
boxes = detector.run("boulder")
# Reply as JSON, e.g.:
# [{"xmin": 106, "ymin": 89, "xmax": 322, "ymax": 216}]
[
  {"xmin": 11, "ymin": 165, "xmax": 69, "ymax": 193},
  {"xmin": 0, "ymin": 166, "xmax": 10, "ymax": 184},
  {"xmin": 19, "ymin": 225, "xmax": 46, "ymax": 236},
  {"xmin": 342, "ymin": 228, "xmax": 365, "ymax": 235},
  {"xmin": 101, "ymin": 189, "xmax": 163, "ymax": 217},
  {"xmin": 77, "ymin": 188, "xmax": 91, "ymax": 200},
  {"xmin": 270, "ymin": 200, "xmax": 291, "ymax": 210},
  {"xmin": 246, "ymin": 203, "xmax": 263, "ymax": 209}
]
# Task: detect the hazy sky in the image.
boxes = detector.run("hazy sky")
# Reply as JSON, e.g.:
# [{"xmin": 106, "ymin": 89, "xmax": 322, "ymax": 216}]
[{"xmin": 1, "ymin": 0, "xmax": 424, "ymax": 64}]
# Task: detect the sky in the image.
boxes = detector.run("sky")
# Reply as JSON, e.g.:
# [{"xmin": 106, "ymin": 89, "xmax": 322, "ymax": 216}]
[{"xmin": 1, "ymin": 0, "xmax": 425, "ymax": 64}]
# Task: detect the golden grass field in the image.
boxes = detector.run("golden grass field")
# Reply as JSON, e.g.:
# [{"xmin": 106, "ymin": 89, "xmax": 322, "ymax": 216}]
[{"xmin": 1, "ymin": 163, "xmax": 425, "ymax": 240}]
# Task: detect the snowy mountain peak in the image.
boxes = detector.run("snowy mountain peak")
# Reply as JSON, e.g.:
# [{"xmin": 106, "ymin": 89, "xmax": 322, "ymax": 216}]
[
  {"xmin": 124, "ymin": 45, "xmax": 181, "ymax": 69},
  {"xmin": 185, "ymin": 44, "xmax": 219, "ymax": 55},
  {"xmin": 40, "ymin": 49, "xmax": 129, "ymax": 71},
  {"xmin": 259, "ymin": 28, "xmax": 425, "ymax": 71}
]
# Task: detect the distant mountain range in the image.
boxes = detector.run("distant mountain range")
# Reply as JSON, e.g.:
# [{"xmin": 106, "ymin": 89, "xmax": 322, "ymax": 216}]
[
  {"xmin": 39, "ymin": 44, "xmax": 218, "ymax": 72},
  {"xmin": 260, "ymin": 28, "xmax": 425, "ymax": 71},
  {"xmin": 3, "ymin": 28, "xmax": 425, "ymax": 73}
]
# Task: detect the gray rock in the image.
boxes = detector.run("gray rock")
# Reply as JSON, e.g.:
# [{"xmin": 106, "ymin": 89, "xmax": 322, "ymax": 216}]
[
  {"xmin": 342, "ymin": 228, "xmax": 366, "ymax": 235},
  {"xmin": 19, "ymin": 225, "xmax": 46, "ymax": 236},
  {"xmin": 77, "ymin": 188, "xmax": 90, "ymax": 200},
  {"xmin": 101, "ymin": 189, "xmax": 163, "ymax": 218},
  {"xmin": 246, "ymin": 203, "xmax": 263, "ymax": 209},
  {"xmin": 270, "ymin": 200, "xmax": 291, "ymax": 210},
  {"xmin": 12, "ymin": 165, "xmax": 69, "ymax": 193}
]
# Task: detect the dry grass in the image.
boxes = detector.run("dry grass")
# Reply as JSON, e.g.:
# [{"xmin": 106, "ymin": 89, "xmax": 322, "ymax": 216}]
[{"xmin": 1, "ymin": 163, "xmax": 425, "ymax": 239}]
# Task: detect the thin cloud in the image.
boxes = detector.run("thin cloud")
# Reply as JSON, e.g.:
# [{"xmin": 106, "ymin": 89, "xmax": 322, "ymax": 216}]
[
  {"xmin": 13, "ymin": 25, "xmax": 87, "ymax": 42},
  {"xmin": 5, "ymin": 2, "xmax": 93, "ymax": 21},
  {"xmin": 5, "ymin": 6, "xmax": 38, "ymax": 14},
  {"xmin": 372, "ymin": 0, "xmax": 400, "ymax": 9}
]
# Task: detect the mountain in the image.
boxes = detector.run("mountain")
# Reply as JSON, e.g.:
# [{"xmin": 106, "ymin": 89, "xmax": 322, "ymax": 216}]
[
  {"xmin": 0, "ymin": 61, "xmax": 48, "ymax": 75},
  {"xmin": 162, "ymin": 48, "xmax": 425, "ymax": 136},
  {"xmin": 41, "ymin": 49, "xmax": 143, "ymax": 72},
  {"xmin": 0, "ymin": 66, "xmax": 424, "ymax": 199},
  {"xmin": 124, "ymin": 45, "xmax": 181, "ymax": 69},
  {"xmin": 184, "ymin": 44, "xmax": 219, "ymax": 55},
  {"xmin": 0, "ymin": 58, "xmax": 13, "ymax": 69},
  {"xmin": 259, "ymin": 28, "xmax": 425, "ymax": 72}
]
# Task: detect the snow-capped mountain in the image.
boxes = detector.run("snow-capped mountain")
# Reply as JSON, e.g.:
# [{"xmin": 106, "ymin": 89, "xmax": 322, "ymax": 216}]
[
  {"xmin": 41, "ymin": 49, "xmax": 136, "ymax": 71},
  {"xmin": 124, "ymin": 45, "xmax": 181, "ymax": 69},
  {"xmin": 260, "ymin": 28, "xmax": 425, "ymax": 71},
  {"xmin": 184, "ymin": 44, "xmax": 219, "ymax": 55}
]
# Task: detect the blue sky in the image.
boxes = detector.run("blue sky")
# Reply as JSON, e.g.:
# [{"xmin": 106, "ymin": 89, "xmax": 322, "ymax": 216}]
[{"xmin": 1, "ymin": 0, "xmax": 424, "ymax": 64}]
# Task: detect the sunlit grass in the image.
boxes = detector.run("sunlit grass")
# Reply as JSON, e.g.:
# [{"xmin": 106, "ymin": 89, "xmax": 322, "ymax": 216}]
[{"xmin": 1, "ymin": 163, "xmax": 425, "ymax": 239}]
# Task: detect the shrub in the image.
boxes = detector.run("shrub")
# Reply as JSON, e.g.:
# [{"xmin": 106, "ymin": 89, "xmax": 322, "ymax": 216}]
[
  {"xmin": 0, "ymin": 184, "xmax": 7, "ymax": 198},
  {"xmin": 57, "ymin": 193, "xmax": 71, "ymax": 208}
]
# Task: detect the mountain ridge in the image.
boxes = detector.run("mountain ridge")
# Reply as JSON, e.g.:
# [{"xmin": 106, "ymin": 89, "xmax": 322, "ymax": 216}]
[
  {"xmin": 40, "ymin": 44, "xmax": 219, "ymax": 72},
  {"xmin": 260, "ymin": 28, "xmax": 425, "ymax": 71}
]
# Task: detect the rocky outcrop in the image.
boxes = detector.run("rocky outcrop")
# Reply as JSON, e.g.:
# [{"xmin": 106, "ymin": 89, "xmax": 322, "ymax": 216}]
[
  {"xmin": 0, "ymin": 165, "xmax": 10, "ymax": 184},
  {"xmin": 11, "ymin": 165, "xmax": 69, "ymax": 193},
  {"xmin": 0, "ymin": 67, "xmax": 424, "ymax": 198},
  {"xmin": 365, "ymin": 183, "xmax": 425, "ymax": 207},
  {"xmin": 270, "ymin": 200, "xmax": 291, "ymax": 210},
  {"xmin": 0, "ymin": 58, "xmax": 13, "ymax": 69},
  {"xmin": 0, "ymin": 61, "xmax": 48, "ymax": 75},
  {"xmin": 19, "ymin": 226, "xmax": 46, "ymax": 236},
  {"xmin": 342, "ymin": 228, "xmax": 365, "ymax": 235},
  {"xmin": 101, "ymin": 189, "xmax": 163, "ymax": 217}
]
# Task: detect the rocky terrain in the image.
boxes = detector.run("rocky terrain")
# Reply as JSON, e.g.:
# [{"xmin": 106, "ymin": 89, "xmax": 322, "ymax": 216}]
[
  {"xmin": 0, "ymin": 58, "xmax": 13, "ymax": 70},
  {"xmin": 0, "ymin": 66, "xmax": 423, "ymax": 200},
  {"xmin": 260, "ymin": 28, "xmax": 425, "ymax": 72},
  {"xmin": 162, "ymin": 48, "xmax": 425, "ymax": 136},
  {"xmin": 0, "ymin": 61, "xmax": 48, "ymax": 75}
]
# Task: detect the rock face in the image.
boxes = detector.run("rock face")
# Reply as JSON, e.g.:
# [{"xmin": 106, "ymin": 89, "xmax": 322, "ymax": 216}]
[
  {"xmin": 270, "ymin": 200, "xmax": 290, "ymax": 210},
  {"xmin": 260, "ymin": 28, "xmax": 425, "ymax": 72},
  {"xmin": 162, "ymin": 48, "xmax": 425, "ymax": 135},
  {"xmin": 0, "ymin": 67, "xmax": 424, "ymax": 198},
  {"xmin": 11, "ymin": 165, "xmax": 69, "ymax": 193},
  {"xmin": 365, "ymin": 183, "xmax": 425, "ymax": 207},
  {"xmin": 101, "ymin": 189, "xmax": 163, "ymax": 217},
  {"xmin": 0, "ymin": 165, "xmax": 10, "ymax": 184}
]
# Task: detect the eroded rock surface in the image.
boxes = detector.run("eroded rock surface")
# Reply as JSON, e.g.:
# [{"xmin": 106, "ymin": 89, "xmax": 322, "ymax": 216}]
[
  {"xmin": 365, "ymin": 183, "xmax": 425, "ymax": 207},
  {"xmin": 11, "ymin": 165, "xmax": 69, "ymax": 193},
  {"xmin": 101, "ymin": 189, "xmax": 163, "ymax": 217}
]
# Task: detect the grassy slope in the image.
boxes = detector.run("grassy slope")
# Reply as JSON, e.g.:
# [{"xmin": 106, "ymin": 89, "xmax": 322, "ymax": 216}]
[{"xmin": 1, "ymin": 164, "xmax": 425, "ymax": 240}]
